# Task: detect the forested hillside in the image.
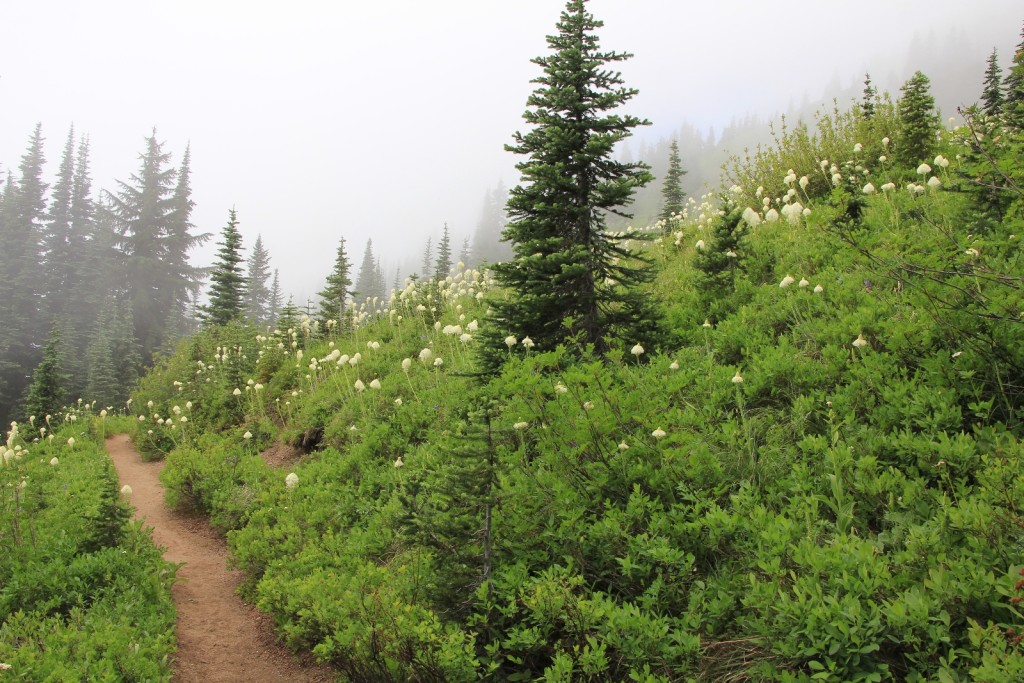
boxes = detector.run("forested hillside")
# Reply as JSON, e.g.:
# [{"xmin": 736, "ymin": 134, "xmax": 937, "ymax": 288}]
[{"xmin": 3, "ymin": 1, "xmax": 1024, "ymax": 680}]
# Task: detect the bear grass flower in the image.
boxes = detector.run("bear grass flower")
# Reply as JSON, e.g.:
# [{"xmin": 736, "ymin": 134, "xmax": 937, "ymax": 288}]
[
  {"xmin": 285, "ymin": 472, "xmax": 299, "ymax": 488},
  {"xmin": 798, "ymin": 278, "xmax": 810, "ymax": 288},
  {"xmin": 402, "ymin": 358, "xmax": 412, "ymax": 372},
  {"xmin": 522, "ymin": 337, "xmax": 535, "ymax": 349},
  {"xmin": 50, "ymin": 457, "xmax": 59, "ymax": 466},
  {"xmin": 779, "ymin": 275, "xmax": 795, "ymax": 288},
  {"xmin": 852, "ymin": 334, "xmax": 869, "ymax": 349},
  {"xmin": 917, "ymin": 163, "xmax": 932, "ymax": 176},
  {"xmin": 863, "ymin": 182, "xmax": 876, "ymax": 194},
  {"xmin": 67, "ymin": 437, "xmax": 75, "ymax": 447},
  {"xmin": 369, "ymin": 379, "xmax": 382, "ymax": 390},
  {"xmin": 651, "ymin": 428, "xmax": 666, "ymax": 440},
  {"xmin": 393, "ymin": 457, "xmax": 405, "ymax": 468},
  {"xmin": 243, "ymin": 430, "xmax": 253, "ymax": 440},
  {"xmin": 630, "ymin": 343, "xmax": 644, "ymax": 357},
  {"xmin": 419, "ymin": 348, "xmax": 433, "ymax": 362},
  {"xmin": 233, "ymin": 388, "xmax": 242, "ymax": 396},
  {"xmin": 618, "ymin": 441, "xmax": 629, "ymax": 451},
  {"xmin": 120, "ymin": 484, "xmax": 132, "ymax": 496},
  {"xmin": 670, "ymin": 360, "xmax": 680, "ymax": 370},
  {"xmin": 504, "ymin": 336, "xmax": 517, "ymax": 348},
  {"xmin": 814, "ymin": 284, "xmax": 824, "ymax": 293},
  {"xmin": 513, "ymin": 421, "xmax": 529, "ymax": 430},
  {"xmin": 927, "ymin": 176, "xmax": 942, "ymax": 189},
  {"xmin": 732, "ymin": 371, "xmax": 744, "ymax": 384},
  {"xmin": 354, "ymin": 379, "xmax": 366, "ymax": 392}
]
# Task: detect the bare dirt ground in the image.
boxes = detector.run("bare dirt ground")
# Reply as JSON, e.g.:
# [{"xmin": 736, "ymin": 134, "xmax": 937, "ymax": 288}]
[
  {"xmin": 105, "ymin": 434, "xmax": 334, "ymax": 683},
  {"xmin": 260, "ymin": 440, "xmax": 305, "ymax": 469}
]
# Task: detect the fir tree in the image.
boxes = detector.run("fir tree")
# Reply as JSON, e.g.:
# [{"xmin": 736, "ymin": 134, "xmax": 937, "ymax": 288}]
[
  {"xmin": 201, "ymin": 208, "xmax": 246, "ymax": 326},
  {"xmin": 40, "ymin": 126, "xmax": 76, "ymax": 317},
  {"xmin": 22, "ymin": 322, "xmax": 68, "ymax": 421},
  {"xmin": 317, "ymin": 237, "xmax": 353, "ymax": 325},
  {"xmin": 276, "ymin": 296, "xmax": 301, "ymax": 334},
  {"xmin": 0, "ymin": 125, "xmax": 49, "ymax": 423},
  {"xmin": 243, "ymin": 234, "xmax": 273, "ymax": 326},
  {"xmin": 659, "ymin": 138, "xmax": 686, "ymax": 224},
  {"xmin": 354, "ymin": 239, "xmax": 382, "ymax": 301},
  {"xmin": 163, "ymin": 144, "xmax": 209, "ymax": 337},
  {"xmin": 459, "ymin": 237, "xmax": 471, "ymax": 266},
  {"xmin": 106, "ymin": 130, "xmax": 178, "ymax": 362},
  {"xmin": 694, "ymin": 197, "xmax": 748, "ymax": 318},
  {"xmin": 895, "ymin": 71, "xmax": 940, "ymax": 168},
  {"xmin": 1005, "ymin": 23, "xmax": 1024, "ymax": 127},
  {"xmin": 484, "ymin": 0, "xmax": 658, "ymax": 370},
  {"xmin": 435, "ymin": 222, "xmax": 453, "ymax": 279},
  {"xmin": 981, "ymin": 48, "xmax": 1004, "ymax": 116},
  {"xmin": 470, "ymin": 184, "xmax": 510, "ymax": 266},
  {"xmin": 267, "ymin": 269, "xmax": 283, "ymax": 328},
  {"xmin": 861, "ymin": 73, "xmax": 877, "ymax": 120},
  {"xmin": 420, "ymin": 236, "xmax": 433, "ymax": 280}
]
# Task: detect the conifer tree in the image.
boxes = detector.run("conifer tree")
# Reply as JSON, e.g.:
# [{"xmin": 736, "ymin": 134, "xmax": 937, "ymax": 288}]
[
  {"xmin": 163, "ymin": 144, "xmax": 209, "ymax": 335},
  {"xmin": 694, "ymin": 198, "xmax": 748, "ymax": 317},
  {"xmin": 459, "ymin": 237, "xmax": 471, "ymax": 266},
  {"xmin": 354, "ymin": 238, "xmax": 382, "ymax": 301},
  {"xmin": 895, "ymin": 71, "xmax": 940, "ymax": 168},
  {"xmin": 22, "ymin": 322, "xmax": 68, "ymax": 421},
  {"xmin": 276, "ymin": 296, "xmax": 301, "ymax": 334},
  {"xmin": 201, "ymin": 209, "xmax": 246, "ymax": 326},
  {"xmin": 1005, "ymin": 23, "xmax": 1024, "ymax": 127},
  {"xmin": 981, "ymin": 49, "xmax": 1004, "ymax": 116},
  {"xmin": 659, "ymin": 139, "xmax": 686, "ymax": 223},
  {"xmin": 41, "ymin": 126, "xmax": 77, "ymax": 317},
  {"xmin": 267, "ymin": 269, "xmax": 283, "ymax": 328},
  {"xmin": 0, "ymin": 125, "xmax": 49, "ymax": 423},
  {"xmin": 435, "ymin": 222, "xmax": 453, "ymax": 279},
  {"xmin": 317, "ymin": 237, "xmax": 353, "ymax": 325},
  {"xmin": 470, "ymin": 184, "xmax": 510, "ymax": 266},
  {"xmin": 484, "ymin": 0, "xmax": 658, "ymax": 369},
  {"xmin": 420, "ymin": 236, "xmax": 433, "ymax": 280},
  {"xmin": 107, "ymin": 130, "xmax": 180, "ymax": 362},
  {"xmin": 861, "ymin": 73, "xmax": 877, "ymax": 119},
  {"xmin": 243, "ymin": 234, "xmax": 273, "ymax": 326}
]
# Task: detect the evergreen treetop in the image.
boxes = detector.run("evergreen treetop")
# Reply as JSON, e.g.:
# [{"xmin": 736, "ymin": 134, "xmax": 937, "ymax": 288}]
[
  {"xmin": 244, "ymin": 234, "xmax": 273, "ymax": 326},
  {"xmin": 895, "ymin": 71, "xmax": 940, "ymax": 168},
  {"xmin": 1005, "ymin": 22, "xmax": 1024, "ymax": 126},
  {"xmin": 435, "ymin": 223, "xmax": 453, "ymax": 279},
  {"xmin": 981, "ymin": 48, "xmax": 1004, "ymax": 116},
  {"xmin": 317, "ymin": 237, "xmax": 353, "ymax": 325}
]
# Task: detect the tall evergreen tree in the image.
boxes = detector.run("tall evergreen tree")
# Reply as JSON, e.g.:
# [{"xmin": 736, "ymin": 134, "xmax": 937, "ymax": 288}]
[
  {"xmin": 106, "ymin": 129, "xmax": 178, "ymax": 362},
  {"xmin": 0, "ymin": 124, "xmax": 49, "ymax": 423},
  {"xmin": 420, "ymin": 236, "xmax": 433, "ymax": 280},
  {"xmin": 470, "ymin": 184, "xmax": 510, "ymax": 266},
  {"xmin": 22, "ymin": 322, "xmax": 68, "ymax": 421},
  {"xmin": 267, "ymin": 269, "xmax": 283, "ymax": 328},
  {"xmin": 1005, "ymin": 23, "xmax": 1024, "ymax": 127},
  {"xmin": 41, "ymin": 126, "xmax": 77, "ymax": 318},
  {"xmin": 861, "ymin": 73, "xmax": 877, "ymax": 120},
  {"xmin": 317, "ymin": 237, "xmax": 353, "ymax": 325},
  {"xmin": 981, "ymin": 48, "xmax": 1004, "ymax": 116},
  {"xmin": 200, "ymin": 208, "xmax": 246, "ymax": 326},
  {"xmin": 895, "ymin": 71, "xmax": 940, "ymax": 168},
  {"xmin": 355, "ymin": 238, "xmax": 382, "ymax": 301},
  {"xmin": 659, "ymin": 139, "xmax": 686, "ymax": 223},
  {"xmin": 459, "ymin": 237, "xmax": 471, "ymax": 266},
  {"xmin": 435, "ymin": 222, "xmax": 453, "ymax": 279},
  {"xmin": 484, "ymin": 0, "xmax": 658, "ymax": 370},
  {"xmin": 243, "ymin": 234, "xmax": 273, "ymax": 326},
  {"xmin": 163, "ymin": 144, "xmax": 209, "ymax": 337}
]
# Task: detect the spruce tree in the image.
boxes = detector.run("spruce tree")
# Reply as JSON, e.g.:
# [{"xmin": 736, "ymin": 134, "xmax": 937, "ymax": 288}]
[
  {"xmin": 861, "ymin": 73, "xmax": 877, "ymax": 120},
  {"xmin": 276, "ymin": 296, "xmax": 301, "ymax": 334},
  {"xmin": 659, "ymin": 139, "xmax": 686, "ymax": 223},
  {"xmin": 1005, "ymin": 23, "xmax": 1024, "ymax": 127},
  {"xmin": 470, "ymin": 184, "xmax": 510, "ymax": 266},
  {"xmin": 22, "ymin": 322, "xmax": 68, "ymax": 422},
  {"xmin": 484, "ymin": 0, "xmax": 658, "ymax": 369},
  {"xmin": 354, "ymin": 238, "xmax": 381, "ymax": 301},
  {"xmin": 163, "ymin": 144, "xmax": 209, "ymax": 336},
  {"xmin": 0, "ymin": 125, "xmax": 49, "ymax": 424},
  {"xmin": 317, "ymin": 237, "xmax": 353, "ymax": 325},
  {"xmin": 201, "ymin": 208, "xmax": 246, "ymax": 326},
  {"xmin": 420, "ymin": 236, "xmax": 433, "ymax": 280},
  {"xmin": 243, "ymin": 234, "xmax": 272, "ymax": 326},
  {"xmin": 895, "ymin": 71, "xmax": 940, "ymax": 168},
  {"xmin": 267, "ymin": 269, "xmax": 283, "ymax": 328},
  {"xmin": 41, "ymin": 126, "xmax": 77, "ymax": 318},
  {"xmin": 981, "ymin": 49, "xmax": 1004, "ymax": 116},
  {"xmin": 459, "ymin": 237, "xmax": 471, "ymax": 266},
  {"xmin": 106, "ymin": 130, "xmax": 178, "ymax": 362},
  {"xmin": 434, "ymin": 222, "xmax": 453, "ymax": 279}
]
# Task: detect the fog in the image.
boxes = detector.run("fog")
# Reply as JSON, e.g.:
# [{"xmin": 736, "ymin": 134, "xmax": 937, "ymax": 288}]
[{"xmin": 1, "ymin": 0, "xmax": 1019, "ymax": 303}]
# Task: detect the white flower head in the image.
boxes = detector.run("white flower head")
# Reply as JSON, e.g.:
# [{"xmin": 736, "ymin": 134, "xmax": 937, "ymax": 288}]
[
  {"xmin": 513, "ymin": 421, "xmax": 529, "ymax": 430},
  {"xmin": 852, "ymin": 334, "xmax": 868, "ymax": 349},
  {"xmin": 554, "ymin": 383, "xmax": 568, "ymax": 394},
  {"xmin": 354, "ymin": 379, "xmax": 365, "ymax": 392},
  {"xmin": 927, "ymin": 176, "xmax": 942, "ymax": 189},
  {"xmin": 522, "ymin": 337, "xmax": 535, "ymax": 349},
  {"xmin": 243, "ymin": 430, "xmax": 253, "ymax": 440},
  {"xmin": 917, "ymin": 163, "xmax": 932, "ymax": 176},
  {"xmin": 504, "ymin": 335, "xmax": 517, "ymax": 348},
  {"xmin": 50, "ymin": 456, "xmax": 59, "ymax": 466},
  {"xmin": 780, "ymin": 275, "xmax": 795, "ymax": 288},
  {"xmin": 285, "ymin": 472, "xmax": 299, "ymax": 488},
  {"xmin": 731, "ymin": 371, "xmax": 744, "ymax": 384},
  {"xmin": 618, "ymin": 441, "xmax": 629, "ymax": 451},
  {"xmin": 419, "ymin": 348, "xmax": 433, "ymax": 362},
  {"xmin": 651, "ymin": 428, "xmax": 667, "ymax": 440},
  {"xmin": 695, "ymin": 239, "xmax": 706, "ymax": 251},
  {"xmin": 853, "ymin": 142, "xmax": 863, "ymax": 153},
  {"xmin": 669, "ymin": 360, "xmax": 680, "ymax": 370},
  {"xmin": 863, "ymin": 182, "xmax": 876, "ymax": 194},
  {"xmin": 813, "ymin": 284, "xmax": 824, "ymax": 294},
  {"xmin": 630, "ymin": 344, "xmax": 644, "ymax": 357},
  {"xmin": 433, "ymin": 357, "xmax": 444, "ymax": 367},
  {"xmin": 67, "ymin": 437, "xmax": 75, "ymax": 448},
  {"xmin": 370, "ymin": 379, "xmax": 382, "ymax": 390},
  {"xmin": 798, "ymin": 278, "xmax": 810, "ymax": 288},
  {"xmin": 233, "ymin": 388, "xmax": 242, "ymax": 396}
]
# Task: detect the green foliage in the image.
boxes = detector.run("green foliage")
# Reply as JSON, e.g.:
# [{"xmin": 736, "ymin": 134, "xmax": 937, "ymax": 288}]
[
  {"xmin": 981, "ymin": 49, "xmax": 1004, "ymax": 116},
  {"xmin": 316, "ymin": 236, "xmax": 352, "ymax": 327},
  {"xmin": 895, "ymin": 71, "xmax": 940, "ymax": 169},
  {"xmin": 484, "ymin": 0, "xmax": 660, "ymax": 371},
  {"xmin": 22, "ymin": 322, "xmax": 69, "ymax": 422},
  {"xmin": 243, "ymin": 234, "xmax": 273, "ymax": 327},
  {"xmin": 200, "ymin": 208, "xmax": 247, "ymax": 327},
  {"xmin": 0, "ymin": 422, "xmax": 176, "ymax": 680},
  {"xmin": 659, "ymin": 139, "xmax": 687, "ymax": 223}
]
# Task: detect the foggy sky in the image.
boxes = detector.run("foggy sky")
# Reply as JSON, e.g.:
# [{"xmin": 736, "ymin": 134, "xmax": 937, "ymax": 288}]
[{"xmin": 1, "ymin": 0, "xmax": 1020, "ymax": 304}]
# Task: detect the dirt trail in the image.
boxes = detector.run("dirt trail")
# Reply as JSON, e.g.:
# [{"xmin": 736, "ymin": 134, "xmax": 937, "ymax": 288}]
[{"xmin": 105, "ymin": 434, "xmax": 334, "ymax": 683}]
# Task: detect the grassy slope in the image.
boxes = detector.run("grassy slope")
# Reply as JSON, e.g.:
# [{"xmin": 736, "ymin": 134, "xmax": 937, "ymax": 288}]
[{"xmin": 131, "ymin": 114, "xmax": 1024, "ymax": 681}]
